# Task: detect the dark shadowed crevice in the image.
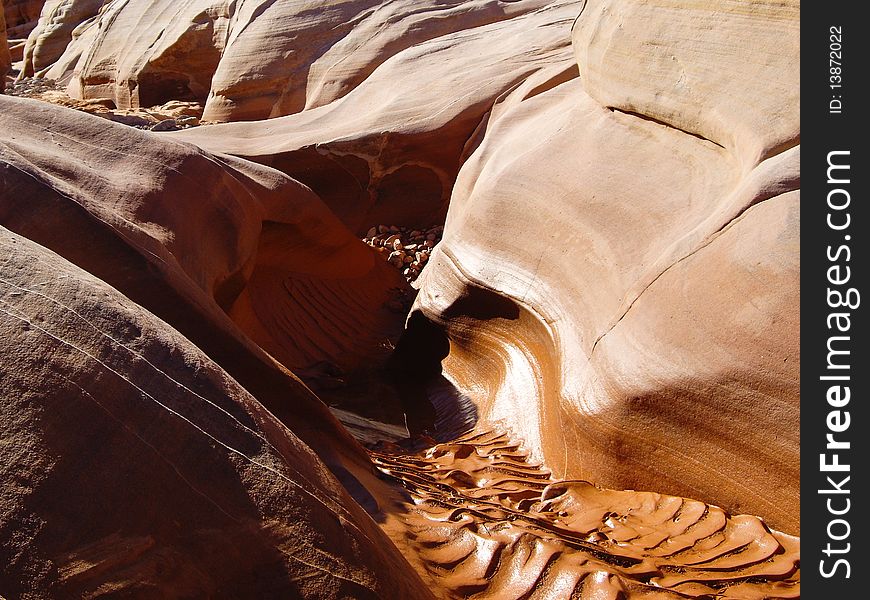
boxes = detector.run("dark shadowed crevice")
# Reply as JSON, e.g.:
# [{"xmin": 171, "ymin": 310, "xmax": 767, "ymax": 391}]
[
  {"xmin": 385, "ymin": 310, "xmax": 477, "ymax": 440},
  {"xmin": 442, "ymin": 285, "xmax": 520, "ymax": 321}
]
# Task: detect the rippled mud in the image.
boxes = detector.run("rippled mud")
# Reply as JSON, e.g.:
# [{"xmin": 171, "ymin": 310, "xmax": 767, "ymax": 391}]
[{"xmin": 370, "ymin": 430, "xmax": 800, "ymax": 599}]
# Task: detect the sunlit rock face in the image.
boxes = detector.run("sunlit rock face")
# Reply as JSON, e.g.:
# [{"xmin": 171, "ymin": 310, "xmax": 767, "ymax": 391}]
[
  {"xmin": 371, "ymin": 430, "xmax": 800, "ymax": 598},
  {"xmin": 22, "ymin": 0, "xmax": 566, "ymax": 121},
  {"xmin": 2, "ymin": 0, "xmax": 800, "ymax": 597},
  {"xmin": 16, "ymin": 0, "xmax": 105, "ymax": 78},
  {"xmin": 412, "ymin": 0, "xmax": 800, "ymax": 535},
  {"xmin": 171, "ymin": 1, "xmax": 584, "ymax": 235}
]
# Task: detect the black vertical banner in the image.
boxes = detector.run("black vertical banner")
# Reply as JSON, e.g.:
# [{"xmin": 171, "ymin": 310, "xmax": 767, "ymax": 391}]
[{"xmin": 802, "ymin": 4, "xmax": 868, "ymax": 596}]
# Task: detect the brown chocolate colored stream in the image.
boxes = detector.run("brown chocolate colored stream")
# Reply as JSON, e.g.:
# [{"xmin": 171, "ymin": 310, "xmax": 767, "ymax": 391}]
[{"xmin": 368, "ymin": 429, "xmax": 799, "ymax": 599}]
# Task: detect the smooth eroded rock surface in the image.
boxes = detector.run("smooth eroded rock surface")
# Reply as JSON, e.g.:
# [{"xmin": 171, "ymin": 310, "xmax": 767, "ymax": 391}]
[
  {"xmin": 174, "ymin": 0, "xmax": 583, "ymax": 233},
  {"xmin": 412, "ymin": 0, "xmax": 800, "ymax": 534},
  {"xmin": 0, "ymin": 225, "xmax": 431, "ymax": 599},
  {"xmin": 2, "ymin": 0, "xmax": 800, "ymax": 596},
  {"xmin": 17, "ymin": 0, "xmax": 104, "ymax": 78},
  {"xmin": 0, "ymin": 94, "xmax": 409, "ymax": 387}
]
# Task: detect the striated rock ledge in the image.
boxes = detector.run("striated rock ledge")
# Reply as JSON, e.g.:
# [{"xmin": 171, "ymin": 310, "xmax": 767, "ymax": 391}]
[{"xmin": 371, "ymin": 430, "xmax": 799, "ymax": 598}]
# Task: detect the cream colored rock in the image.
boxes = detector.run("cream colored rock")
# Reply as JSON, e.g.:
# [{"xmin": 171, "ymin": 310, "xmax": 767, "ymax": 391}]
[
  {"xmin": 202, "ymin": 0, "xmax": 558, "ymax": 122},
  {"xmin": 19, "ymin": 0, "xmax": 583, "ymax": 239},
  {"xmin": 40, "ymin": 0, "xmax": 228, "ymax": 105},
  {"xmin": 18, "ymin": 0, "xmax": 104, "ymax": 78},
  {"xmin": 572, "ymin": 0, "xmax": 799, "ymax": 166},
  {"xmin": 412, "ymin": 0, "xmax": 800, "ymax": 534},
  {"xmin": 22, "ymin": 0, "xmax": 563, "ymax": 121},
  {"xmin": 174, "ymin": 1, "xmax": 583, "ymax": 233}
]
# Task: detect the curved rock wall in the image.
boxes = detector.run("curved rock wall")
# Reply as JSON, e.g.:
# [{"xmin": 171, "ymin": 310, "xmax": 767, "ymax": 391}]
[
  {"xmin": 17, "ymin": 0, "xmax": 105, "ymax": 78},
  {"xmin": 1, "ymin": 92, "xmax": 435, "ymax": 597},
  {"xmin": 412, "ymin": 0, "xmax": 799, "ymax": 533},
  {"xmin": 0, "ymin": 94, "xmax": 419, "ymax": 492},
  {"xmin": 22, "ymin": 0, "xmax": 566, "ymax": 121},
  {"xmin": 0, "ymin": 225, "xmax": 431, "ymax": 598},
  {"xmin": 173, "ymin": 1, "xmax": 583, "ymax": 234},
  {"xmin": 2, "ymin": 0, "xmax": 801, "ymax": 595}
]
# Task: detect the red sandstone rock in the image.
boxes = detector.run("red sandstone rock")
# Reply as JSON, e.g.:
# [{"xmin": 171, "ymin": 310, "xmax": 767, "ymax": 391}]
[
  {"xmin": 0, "ymin": 225, "xmax": 431, "ymax": 598},
  {"xmin": 0, "ymin": 94, "xmax": 408, "ymax": 384},
  {"xmin": 0, "ymin": 0, "xmax": 801, "ymax": 596},
  {"xmin": 21, "ymin": 1, "xmax": 562, "ymax": 122},
  {"xmin": 2, "ymin": 0, "xmax": 45, "ymax": 38}
]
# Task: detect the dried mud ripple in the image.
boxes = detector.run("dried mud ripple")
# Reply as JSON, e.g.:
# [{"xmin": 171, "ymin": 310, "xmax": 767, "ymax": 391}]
[{"xmin": 370, "ymin": 430, "xmax": 800, "ymax": 599}]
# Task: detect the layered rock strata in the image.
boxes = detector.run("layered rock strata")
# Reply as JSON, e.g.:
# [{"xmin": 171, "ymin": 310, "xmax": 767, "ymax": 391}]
[
  {"xmin": 0, "ymin": 225, "xmax": 433, "ymax": 599},
  {"xmin": 409, "ymin": 0, "xmax": 799, "ymax": 534},
  {"xmin": 0, "ymin": 91, "xmax": 414, "ymax": 548},
  {"xmin": 19, "ymin": 0, "xmax": 571, "ymax": 122},
  {"xmin": 9, "ymin": 0, "xmax": 800, "ymax": 539},
  {"xmin": 1, "ymin": 0, "xmax": 800, "ymax": 596}
]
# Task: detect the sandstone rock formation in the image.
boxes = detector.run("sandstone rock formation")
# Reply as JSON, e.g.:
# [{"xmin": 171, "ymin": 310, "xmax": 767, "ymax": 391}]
[
  {"xmin": 2, "ymin": 0, "xmax": 45, "ymax": 39},
  {"xmin": 0, "ymin": 94, "xmax": 410, "ymax": 381},
  {"xmin": 170, "ymin": 0, "xmax": 800, "ymax": 535},
  {"xmin": 19, "ymin": 0, "xmax": 570, "ymax": 122},
  {"xmin": 17, "ymin": 0, "xmax": 104, "ymax": 78},
  {"xmin": 173, "ymin": 0, "xmax": 583, "ymax": 234},
  {"xmin": 0, "ymin": 225, "xmax": 430, "ymax": 598},
  {"xmin": 372, "ymin": 430, "xmax": 800, "ymax": 598},
  {"xmin": 412, "ymin": 0, "xmax": 800, "ymax": 533},
  {"xmin": 11, "ymin": 0, "xmax": 588, "ymax": 237},
  {"xmin": 1, "ymin": 0, "xmax": 800, "ymax": 597}
]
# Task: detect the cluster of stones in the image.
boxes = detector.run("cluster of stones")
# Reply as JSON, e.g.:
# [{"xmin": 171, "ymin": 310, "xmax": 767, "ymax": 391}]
[
  {"xmin": 4, "ymin": 78, "xmax": 202, "ymax": 130},
  {"xmin": 3, "ymin": 76, "xmax": 63, "ymax": 97},
  {"xmin": 363, "ymin": 224, "xmax": 443, "ymax": 283}
]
